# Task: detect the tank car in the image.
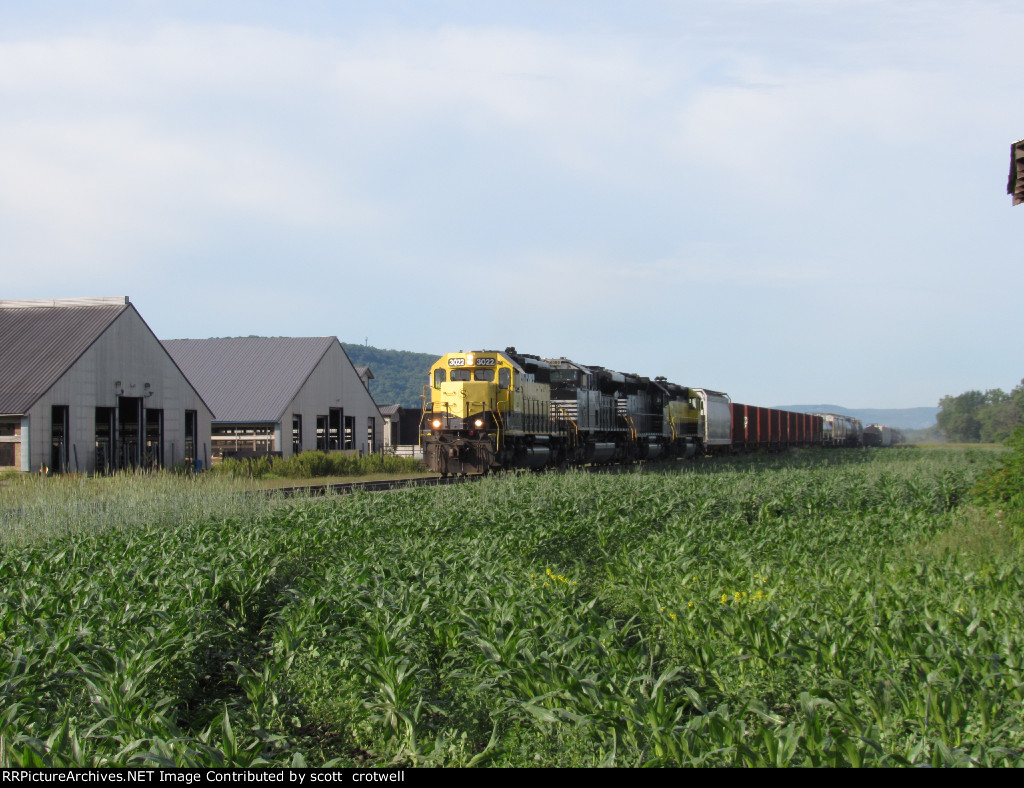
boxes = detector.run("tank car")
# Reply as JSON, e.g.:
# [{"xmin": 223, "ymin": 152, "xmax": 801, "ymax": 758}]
[{"xmin": 819, "ymin": 413, "xmax": 864, "ymax": 447}]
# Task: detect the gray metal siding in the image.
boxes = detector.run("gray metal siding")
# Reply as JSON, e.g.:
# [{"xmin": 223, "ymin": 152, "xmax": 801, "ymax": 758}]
[
  {"xmin": 284, "ymin": 341, "xmax": 384, "ymax": 458},
  {"xmin": 21, "ymin": 307, "xmax": 213, "ymax": 473}
]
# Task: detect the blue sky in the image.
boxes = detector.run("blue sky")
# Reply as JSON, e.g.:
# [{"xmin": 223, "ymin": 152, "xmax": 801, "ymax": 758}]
[{"xmin": 2, "ymin": 1, "xmax": 1021, "ymax": 408}]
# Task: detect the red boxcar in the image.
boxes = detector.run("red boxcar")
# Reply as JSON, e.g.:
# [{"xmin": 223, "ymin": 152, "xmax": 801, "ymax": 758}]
[{"xmin": 729, "ymin": 405, "xmax": 825, "ymax": 450}]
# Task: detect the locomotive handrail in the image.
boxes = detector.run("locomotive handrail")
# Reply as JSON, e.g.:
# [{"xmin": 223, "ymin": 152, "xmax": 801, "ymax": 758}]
[
  {"xmin": 624, "ymin": 413, "xmax": 637, "ymax": 442},
  {"xmin": 418, "ymin": 385, "xmax": 430, "ymax": 447},
  {"xmin": 494, "ymin": 401, "xmax": 506, "ymax": 454},
  {"xmin": 552, "ymin": 404, "xmax": 579, "ymax": 448}
]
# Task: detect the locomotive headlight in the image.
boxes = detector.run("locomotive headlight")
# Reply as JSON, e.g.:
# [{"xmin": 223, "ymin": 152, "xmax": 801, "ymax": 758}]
[
  {"xmin": 432, "ymin": 419, "xmax": 442, "ymax": 429},
  {"xmin": 466, "ymin": 353, "xmax": 474, "ymax": 365},
  {"xmin": 474, "ymin": 418, "xmax": 484, "ymax": 428}
]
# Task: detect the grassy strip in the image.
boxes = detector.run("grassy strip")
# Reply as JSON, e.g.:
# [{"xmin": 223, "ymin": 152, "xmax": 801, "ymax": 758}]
[{"xmin": 209, "ymin": 451, "xmax": 423, "ymax": 480}]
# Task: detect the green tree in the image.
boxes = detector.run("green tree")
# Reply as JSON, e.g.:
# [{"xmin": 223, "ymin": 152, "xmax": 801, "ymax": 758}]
[
  {"xmin": 341, "ymin": 343, "xmax": 439, "ymax": 408},
  {"xmin": 979, "ymin": 392, "xmax": 1022, "ymax": 443},
  {"xmin": 973, "ymin": 422, "xmax": 1024, "ymax": 507},
  {"xmin": 1011, "ymin": 378, "xmax": 1024, "ymax": 416},
  {"xmin": 937, "ymin": 390, "xmax": 985, "ymax": 442},
  {"xmin": 938, "ymin": 380, "xmax": 1024, "ymax": 443}
]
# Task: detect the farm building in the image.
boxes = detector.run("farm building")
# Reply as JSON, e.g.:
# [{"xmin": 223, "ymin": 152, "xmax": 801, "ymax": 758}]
[
  {"xmin": 379, "ymin": 404, "xmax": 425, "ymax": 453},
  {"xmin": 0, "ymin": 297, "xmax": 213, "ymax": 474},
  {"xmin": 1009, "ymin": 138, "xmax": 1024, "ymax": 205},
  {"xmin": 162, "ymin": 336, "xmax": 384, "ymax": 460}
]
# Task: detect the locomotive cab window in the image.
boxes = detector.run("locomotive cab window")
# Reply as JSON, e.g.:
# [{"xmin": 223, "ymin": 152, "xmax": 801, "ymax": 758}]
[
  {"xmin": 451, "ymin": 369, "xmax": 472, "ymax": 381},
  {"xmin": 434, "ymin": 369, "xmax": 446, "ymax": 388},
  {"xmin": 474, "ymin": 369, "xmax": 495, "ymax": 381},
  {"xmin": 499, "ymin": 368, "xmax": 511, "ymax": 389}
]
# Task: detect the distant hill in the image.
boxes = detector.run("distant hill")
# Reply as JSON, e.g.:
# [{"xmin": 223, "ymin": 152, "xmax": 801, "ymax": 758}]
[
  {"xmin": 342, "ymin": 343, "xmax": 438, "ymax": 409},
  {"xmin": 774, "ymin": 404, "xmax": 939, "ymax": 431}
]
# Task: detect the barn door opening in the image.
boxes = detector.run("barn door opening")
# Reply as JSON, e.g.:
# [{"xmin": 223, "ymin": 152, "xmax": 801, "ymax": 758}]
[
  {"xmin": 329, "ymin": 408, "xmax": 341, "ymax": 451},
  {"xmin": 118, "ymin": 396, "xmax": 143, "ymax": 470},
  {"xmin": 184, "ymin": 410, "xmax": 197, "ymax": 465},
  {"xmin": 50, "ymin": 405, "xmax": 69, "ymax": 473},
  {"xmin": 145, "ymin": 408, "xmax": 163, "ymax": 469},
  {"xmin": 95, "ymin": 407, "xmax": 115, "ymax": 475}
]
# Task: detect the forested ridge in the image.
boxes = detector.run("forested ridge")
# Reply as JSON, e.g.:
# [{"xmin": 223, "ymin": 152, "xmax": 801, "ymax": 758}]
[{"xmin": 341, "ymin": 343, "xmax": 438, "ymax": 408}]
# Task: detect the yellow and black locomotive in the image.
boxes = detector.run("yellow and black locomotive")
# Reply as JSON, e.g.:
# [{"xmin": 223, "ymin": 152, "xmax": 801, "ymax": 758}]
[{"xmin": 420, "ymin": 347, "xmax": 729, "ymax": 476}]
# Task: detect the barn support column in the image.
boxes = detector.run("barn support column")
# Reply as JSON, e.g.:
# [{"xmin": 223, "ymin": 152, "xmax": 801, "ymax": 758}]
[{"xmin": 20, "ymin": 416, "xmax": 29, "ymax": 472}]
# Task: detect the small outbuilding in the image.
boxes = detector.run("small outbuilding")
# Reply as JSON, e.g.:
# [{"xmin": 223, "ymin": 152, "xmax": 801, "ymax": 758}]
[
  {"xmin": 1009, "ymin": 138, "xmax": 1024, "ymax": 205},
  {"xmin": 163, "ymin": 336, "xmax": 383, "ymax": 460},
  {"xmin": 0, "ymin": 297, "xmax": 213, "ymax": 474},
  {"xmin": 379, "ymin": 404, "xmax": 425, "ymax": 454}
]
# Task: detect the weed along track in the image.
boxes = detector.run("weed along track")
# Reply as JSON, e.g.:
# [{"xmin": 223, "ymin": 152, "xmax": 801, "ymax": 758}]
[{"xmin": 1, "ymin": 446, "xmax": 1023, "ymax": 767}]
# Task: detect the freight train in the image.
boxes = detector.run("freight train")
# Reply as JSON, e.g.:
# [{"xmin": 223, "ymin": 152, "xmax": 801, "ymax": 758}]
[{"xmin": 419, "ymin": 347, "xmax": 880, "ymax": 476}]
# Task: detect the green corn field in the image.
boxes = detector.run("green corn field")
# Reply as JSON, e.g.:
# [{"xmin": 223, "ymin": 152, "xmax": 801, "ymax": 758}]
[{"xmin": 1, "ymin": 446, "xmax": 1022, "ymax": 767}]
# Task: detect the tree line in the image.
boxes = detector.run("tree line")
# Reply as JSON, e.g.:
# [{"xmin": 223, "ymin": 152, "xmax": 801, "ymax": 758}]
[{"xmin": 937, "ymin": 379, "xmax": 1024, "ymax": 443}]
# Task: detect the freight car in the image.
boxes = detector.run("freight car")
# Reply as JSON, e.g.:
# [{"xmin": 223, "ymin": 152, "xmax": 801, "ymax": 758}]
[
  {"xmin": 820, "ymin": 413, "xmax": 864, "ymax": 447},
  {"xmin": 862, "ymin": 424, "xmax": 905, "ymax": 447},
  {"xmin": 420, "ymin": 347, "xmax": 837, "ymax": 476}
]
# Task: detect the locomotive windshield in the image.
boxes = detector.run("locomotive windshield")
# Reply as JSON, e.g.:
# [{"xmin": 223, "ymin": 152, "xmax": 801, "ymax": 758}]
[
  {"xmin": 550, "ymin": 369, "xmax": 578, "ymax": 385},
  {"xmin": 446, "ymin": 369, "xmax": 497, "ymax": 382}
]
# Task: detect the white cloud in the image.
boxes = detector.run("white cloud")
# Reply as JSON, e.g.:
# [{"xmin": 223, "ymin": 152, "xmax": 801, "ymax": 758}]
[
  {"xmin": 1, "ymin": 5, "xmax": 1022, "ymax": 408},
  {"xmin": 0, "ymin": 26, "xmax": 387, "ymax": 277}
]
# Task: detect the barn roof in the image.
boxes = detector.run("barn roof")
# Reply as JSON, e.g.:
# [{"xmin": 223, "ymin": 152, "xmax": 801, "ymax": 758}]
[
  {"xmin": 162, "ymin": 336, "xmax": 338, "ymax": 423},
  {"xmin": 0, "ymin": 297, "xmax": 130, "ymax": 415}
]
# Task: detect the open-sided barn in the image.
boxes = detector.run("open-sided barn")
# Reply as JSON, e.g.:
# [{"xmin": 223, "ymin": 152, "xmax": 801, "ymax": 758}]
[
  {"xmin": 162, "ymin": 336, "xmax": 383, "ymax": 460},
  {"xmin": 0, "ymin": 297, "xmax": 213, "ymax": 474}
]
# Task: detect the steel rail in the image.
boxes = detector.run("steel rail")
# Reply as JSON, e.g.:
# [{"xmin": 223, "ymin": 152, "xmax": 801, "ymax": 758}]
[{"xmin": 267, "ymin": 474, "xmax": 476, "ymax": 498}]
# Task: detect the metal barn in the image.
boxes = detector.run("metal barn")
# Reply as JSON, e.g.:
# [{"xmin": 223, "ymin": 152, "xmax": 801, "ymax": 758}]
[
  {"xmin": 0, "ymin": 297, "xmax": 214, "ymax": 474},
  {"xmin": 162, "ymin": 336, "xmax": 384, "ymax": 461}
]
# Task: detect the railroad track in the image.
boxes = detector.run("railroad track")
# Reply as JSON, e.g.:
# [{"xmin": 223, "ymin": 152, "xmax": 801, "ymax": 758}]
[
  {"xmin": 267, "ymin": 457, "xmax": 691, "ymax": 498},
  {"xmin": 269, "ymin": 474, "xmax": 475, "ymax": 497}
]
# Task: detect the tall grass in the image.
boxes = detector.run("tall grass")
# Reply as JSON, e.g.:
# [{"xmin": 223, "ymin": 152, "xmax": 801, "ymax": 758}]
[
  {"xmin": 0, "ymin": 471, "xmax": 277, "ymax": 546},
  {"xmin": 211, "ymin": 451, "xmax": 423, "ymax": 480}
]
